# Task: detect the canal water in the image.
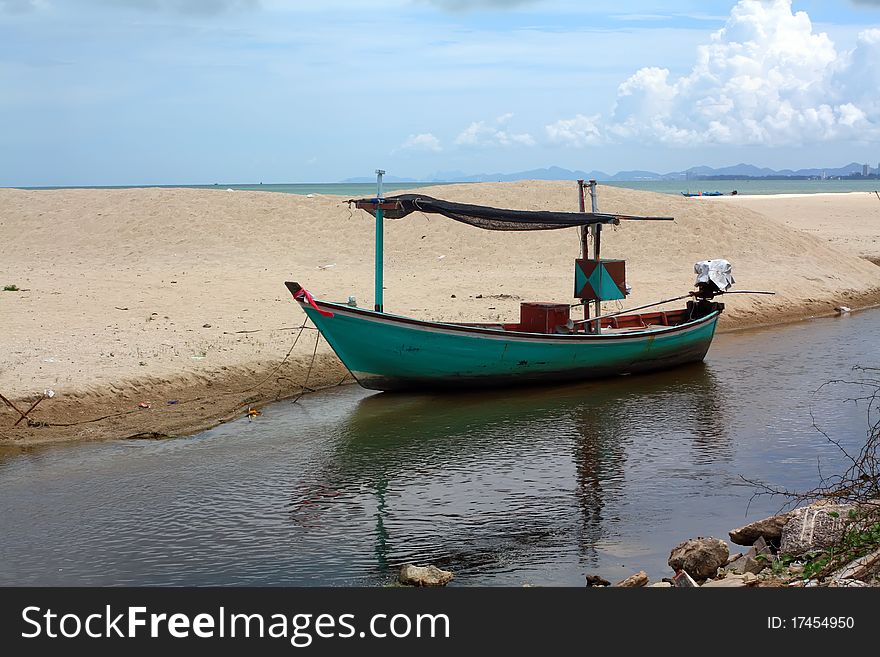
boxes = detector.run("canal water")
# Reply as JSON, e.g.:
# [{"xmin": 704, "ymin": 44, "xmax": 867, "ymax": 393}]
[{"xmin": 1, "ymin": 310, "xmax": 877, "ymax": 586}]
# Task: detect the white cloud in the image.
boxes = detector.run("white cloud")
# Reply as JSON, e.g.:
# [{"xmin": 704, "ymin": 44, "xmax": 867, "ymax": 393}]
[
  {"xmin": 400, "ymin": 132, "xmax": 442, "ymax": 151},
  {"xmin": 597, "ymin": 0, "xmax": 880, "ymax": 146},
  {"xmin": 454, "ymin": 116, "xmax": 535, "ymax": 147},
  {"xmin": 510, "ymin": 132, "xmax": 536, "ymax": 146},
  {"xmin": 832, "ymin": 28, "xmax": 880, "ymax": 125},
  {"xmin": 545, "ymin": 113, "xmax": 602, "ymax": 147}
]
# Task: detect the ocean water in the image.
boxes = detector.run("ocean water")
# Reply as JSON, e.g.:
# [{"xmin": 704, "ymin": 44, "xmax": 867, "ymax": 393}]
[
  {"xmin": 19, "ymin": 182, "xmax": 455, "ymax": 198},
  {"xmin": 605, "ymin": 178, "xmax": 880, "ymax": 196},
  {"xmin": 18, "ymin": 179, "xmax": 880, "ymax": 197}
]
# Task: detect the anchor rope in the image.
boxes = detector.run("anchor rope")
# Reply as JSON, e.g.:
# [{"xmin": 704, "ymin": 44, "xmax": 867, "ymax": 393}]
[{"xmin": 6, "ymin": 314, "xmax": 349, "ymax": 430}]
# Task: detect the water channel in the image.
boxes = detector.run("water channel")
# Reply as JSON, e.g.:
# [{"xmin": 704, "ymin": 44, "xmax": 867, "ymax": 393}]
[{"xmin": 1, "ymin": 310, "xmax": 877, "ymax": 586}]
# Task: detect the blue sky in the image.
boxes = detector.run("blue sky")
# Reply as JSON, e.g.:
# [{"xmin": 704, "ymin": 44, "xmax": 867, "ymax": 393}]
[{"xmin": 2, "ymin": 0, "xmax": 880, "ymax": 185}]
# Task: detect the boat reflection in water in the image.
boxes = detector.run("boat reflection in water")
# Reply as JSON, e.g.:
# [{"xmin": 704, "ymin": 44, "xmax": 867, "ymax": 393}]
[{"xmin": 287, "ymin": 362, "xmax": 728, "ymax": 583}]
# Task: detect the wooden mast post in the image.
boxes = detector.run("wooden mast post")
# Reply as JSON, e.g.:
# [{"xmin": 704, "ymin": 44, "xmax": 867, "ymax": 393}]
[
  {"xmin": 374, "ymin": 169, "xmax": 385, "ymax": 312},
  {"xmin": 577, "ymin": 179, "xmax": 590, "ymax": 328},
  {"xmin": 588, "ymin": 180, "xmax": 602, "ymax": 334}
]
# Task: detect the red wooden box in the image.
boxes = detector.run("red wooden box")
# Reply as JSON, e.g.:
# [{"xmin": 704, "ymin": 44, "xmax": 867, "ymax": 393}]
[{"xmin": 519, "ymin": 302, "xmax": 571, "ymax": 334}]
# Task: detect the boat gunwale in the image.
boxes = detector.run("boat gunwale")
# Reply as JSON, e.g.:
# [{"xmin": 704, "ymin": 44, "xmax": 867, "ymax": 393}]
[{"xmin": 297, "ymin": 298, "xmax": 721, "ymax": 343}]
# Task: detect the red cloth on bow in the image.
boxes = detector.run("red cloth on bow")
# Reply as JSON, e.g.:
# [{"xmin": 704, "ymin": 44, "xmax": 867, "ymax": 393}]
[{"xmin": 292, "ymin": 287, "xmax": 334, "ymax": 317}]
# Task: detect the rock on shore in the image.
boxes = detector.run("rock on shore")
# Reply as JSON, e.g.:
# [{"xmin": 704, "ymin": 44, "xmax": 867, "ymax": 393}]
[
  {"xmin": 668, "ymin": 537, "xmax": 729, "ymax": 581},
  {"xmin": 398, "ymin": 564, "xmax": 454, "ymax": 587}
]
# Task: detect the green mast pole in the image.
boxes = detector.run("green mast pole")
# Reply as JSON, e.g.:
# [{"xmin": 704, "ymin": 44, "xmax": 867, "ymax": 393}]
[{"xmin": 374, "ymin": 169, "xmax": 385, "ymax": 313}]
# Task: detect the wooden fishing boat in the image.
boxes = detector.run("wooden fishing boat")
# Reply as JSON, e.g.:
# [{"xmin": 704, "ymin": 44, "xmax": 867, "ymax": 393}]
[{"xmin": 286, "ymin": 175, "xmax": 734, "ymax": 392}]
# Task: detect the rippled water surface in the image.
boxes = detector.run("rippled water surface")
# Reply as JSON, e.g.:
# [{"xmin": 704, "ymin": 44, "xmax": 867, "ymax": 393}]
[{"xmin": 1, "ymin": 310, "xmax": 878, "ymax": 585}]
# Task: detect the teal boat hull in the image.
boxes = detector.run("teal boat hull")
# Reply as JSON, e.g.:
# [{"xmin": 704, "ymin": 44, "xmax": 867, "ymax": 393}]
[{"xmin": 293, "ymin": 296, "xmax": 721, "ymax": 392}]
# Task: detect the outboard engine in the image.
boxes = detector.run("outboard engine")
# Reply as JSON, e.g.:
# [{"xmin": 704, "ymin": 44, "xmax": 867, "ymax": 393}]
[{"xmin": 689, "ymin": 259, "xmax": 733, "ymax": 318}]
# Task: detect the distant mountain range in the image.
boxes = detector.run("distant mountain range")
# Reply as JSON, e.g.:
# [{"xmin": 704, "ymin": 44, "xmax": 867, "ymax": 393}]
[{"xmin": 341, "ymin": 162, "xmax": 872, "ymax": 183}]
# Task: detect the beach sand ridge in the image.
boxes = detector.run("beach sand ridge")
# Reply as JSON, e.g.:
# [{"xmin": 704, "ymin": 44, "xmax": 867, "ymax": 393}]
[{"xmin": 2, "ymin": 181, "xmax": 879, "ymax": 446}]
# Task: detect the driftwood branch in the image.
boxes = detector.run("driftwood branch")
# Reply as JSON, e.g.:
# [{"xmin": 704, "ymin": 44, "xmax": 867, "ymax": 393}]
[
  {"xmin": 743, "ymin": 366, "xmax": 879, "ymax": 511},
  {"xmin": 741, "ymin": 366, "xmax": 880, "ymax": 578}
]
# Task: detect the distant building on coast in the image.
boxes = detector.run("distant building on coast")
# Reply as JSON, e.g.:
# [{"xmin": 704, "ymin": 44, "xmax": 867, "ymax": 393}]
[{"xmin": 863, "ymin": 163, "xmax": 870, "ymax": 176}]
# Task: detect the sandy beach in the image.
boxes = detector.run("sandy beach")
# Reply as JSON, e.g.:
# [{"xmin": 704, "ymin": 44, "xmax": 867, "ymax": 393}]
[
  {"xmin": 2, "ymin": 182, "xmax": 880, "ymax": 446},
  {"xmin": 691, "ymin": 191, "xmax": 880, "ymax": 263}
]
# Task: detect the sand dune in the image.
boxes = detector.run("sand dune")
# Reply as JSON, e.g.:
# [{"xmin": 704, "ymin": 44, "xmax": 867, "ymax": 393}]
[
  {"xmin": 696, "ymin": 191, "xmax": 880, "ymax": 262},
  {"xmin": 2, "ymin": 181, "xmax": 879, "ymax": 445}
]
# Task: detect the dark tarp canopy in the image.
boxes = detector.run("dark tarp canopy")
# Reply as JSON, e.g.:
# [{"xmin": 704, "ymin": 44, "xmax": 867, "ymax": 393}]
[{"xmin": 351, "ymin": 194, "xmax": 674, "ymax": 231}]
